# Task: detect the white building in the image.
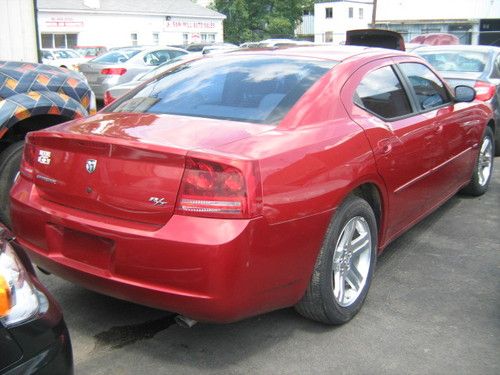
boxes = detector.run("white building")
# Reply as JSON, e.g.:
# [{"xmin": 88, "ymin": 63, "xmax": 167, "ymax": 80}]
[
  {"xmin": 375, "ymin": 0, "xmax": 500, "ymax": 44},
  {"xmin": 314, "ymin": 0, "xmax": 373, "ymax": 44},
  {"xmin": 37, "ymin": 0, "xmax": 226, "ymax": 49}
]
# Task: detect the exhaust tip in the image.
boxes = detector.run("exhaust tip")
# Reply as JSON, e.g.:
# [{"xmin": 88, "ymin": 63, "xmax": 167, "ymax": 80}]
[{"xmin": 174, "ymin": 315, "xmax": 197, "ymax": 328}]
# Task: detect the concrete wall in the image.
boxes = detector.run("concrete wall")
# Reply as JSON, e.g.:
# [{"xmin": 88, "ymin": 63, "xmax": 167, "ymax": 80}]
[{"xmin": 0, "ymin": 0, "xmax": 38, "ymax": 62}]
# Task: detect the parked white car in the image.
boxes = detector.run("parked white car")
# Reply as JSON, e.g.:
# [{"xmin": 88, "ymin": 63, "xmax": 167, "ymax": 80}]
[{"xmin": 41, "ymin": 49, "xmax": 87, "ymax": 71}]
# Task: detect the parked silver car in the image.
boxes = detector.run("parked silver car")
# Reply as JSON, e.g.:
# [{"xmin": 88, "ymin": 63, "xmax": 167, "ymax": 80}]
[
  {"xmin": 103, "ymin": 54, "xmax": 199, "ymax": 105},
  {"xmin": 78, "ymin": 46, "xmax": 188, "ymax": 100},
  {"xmin": 416, "ymin": 45, "xmax": 500, "ymax": 155}
]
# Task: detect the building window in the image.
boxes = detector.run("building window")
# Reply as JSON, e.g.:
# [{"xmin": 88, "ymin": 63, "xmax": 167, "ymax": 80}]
[
  {"xmin": 325, "ymin": 7, "xmax": 333, "ymax": 18},
  {"xmin": 325, "ymin": 31, "xmax": 333, "ymax": 43},
  {"xmin": 201, "ymin": 33, "xmax": 216, "ymax": 43},
  {"xmin": 359, "ymin": 8, "xmax": 363, "ymax": 19},
  {"xmin": 153, "ymin": 33, "xmax": 159, "ymax": 45},
  {"xmin": 131, "ymin": 33, "xmax": 138, "ymax": 46},
  {"xmin": 41, "ymin": 33, "xmax": 78, "ymax": 48},
  {"xmin": 349, "ymin": 7, "xmax": 353, "ymax": 18}
]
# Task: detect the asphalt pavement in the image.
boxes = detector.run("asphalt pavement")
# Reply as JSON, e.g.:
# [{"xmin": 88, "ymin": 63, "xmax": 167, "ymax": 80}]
[{"xmin": 35, "ymin": 164, "xmax": 500, "ymax": 375}]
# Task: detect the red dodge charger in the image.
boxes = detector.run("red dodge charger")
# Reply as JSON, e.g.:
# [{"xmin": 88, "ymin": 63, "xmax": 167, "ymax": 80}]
[{"xmin": 10, "ymin": 46, "xmax": 495, "ymax": 325}]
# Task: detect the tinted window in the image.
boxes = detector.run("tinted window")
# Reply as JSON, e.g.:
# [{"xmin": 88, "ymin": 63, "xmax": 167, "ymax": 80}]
[
  {"xmin": 399, "ymin": 63, "xmax": 450, "ymax": 110},
  {"xmin": 143, "ymin": 50, "xmax": 186, "ymax": 66},
  {"xmin": 107, "ymin": 56, "xmax": 336, "ymax": 124},
  {"xmin": 419, "ymin": 51, "xmax": 489, "ymax": 73},
  {"xmin": 491, "ymin": 53, "xmax": 500, "ymax": 79},
  {"xmin": 93, "ymin": 49, "xmax": 141, "ymax": 64},
  {"xmin": 138, "ymin": 55, "xmax": 192, "ymax": 81},
  {"xmin": 355, "ymin": 66, "xmax": 412, "ymax": 119}
]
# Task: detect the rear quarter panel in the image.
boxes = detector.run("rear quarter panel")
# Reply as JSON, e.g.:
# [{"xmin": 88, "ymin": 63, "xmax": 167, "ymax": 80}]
[{"xmin": 212, "ymin": 66, "xmax": 387, "ymax": 301}]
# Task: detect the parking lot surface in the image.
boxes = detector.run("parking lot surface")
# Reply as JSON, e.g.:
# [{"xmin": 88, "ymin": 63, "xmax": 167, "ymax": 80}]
[{"xmin": 34, "ymin": 165, "xmax": 500, "ymax": 374}]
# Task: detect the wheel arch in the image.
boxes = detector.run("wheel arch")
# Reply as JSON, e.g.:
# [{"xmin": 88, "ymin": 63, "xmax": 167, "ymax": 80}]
[
  {"xmin": 486, "ymin": 119, "xmax": 495, "ymax": 137},
  {"xmin": 341, "ymin": 178, "xmax": 389, "ymax": 253}
]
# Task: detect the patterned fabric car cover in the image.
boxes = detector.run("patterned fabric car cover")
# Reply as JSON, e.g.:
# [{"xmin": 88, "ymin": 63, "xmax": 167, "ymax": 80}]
[{"xmin": 0, "ymin": 61, "xmax": 93, "ymax": 131}]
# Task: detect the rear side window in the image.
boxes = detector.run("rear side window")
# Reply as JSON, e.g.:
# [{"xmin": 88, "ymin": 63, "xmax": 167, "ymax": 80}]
[
  {"xmin": 143, "ymin": 50, "xmax": 186, "ymax": 66},
  {"xmin": 491, "ymin": 53, "xmax": 500, "ymax": 79},
  {"xmin": 419, "ymin": 51, "xmax": 488, "ymax": 73},
  {"xmin": 93, "ymin": 49, "xmax": 141, "ymax": 64},
  {"xmin": 355, "ymin": 66, "xmax": 413, "ymax": 119},
  {"xmin": 399, "ymin": 63, "xmax": 450, "ymax": 110},
  {"xmin": 108, "ymin": 56, "xmax": 336, "ymax": 124}
]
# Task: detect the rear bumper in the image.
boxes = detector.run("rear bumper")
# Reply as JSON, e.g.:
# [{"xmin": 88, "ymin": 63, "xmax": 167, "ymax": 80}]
[{"xmin": 11, "ymin": 178, "xmax": 329, "ymax": 323}]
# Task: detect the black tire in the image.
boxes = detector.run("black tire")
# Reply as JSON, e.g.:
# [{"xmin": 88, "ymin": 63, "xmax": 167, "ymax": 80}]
[
  {"xmin": 0, "ymin": 141, "xmax": 24, "ymax": 226},
  {"xmin": 295, "ymin": 195, "xmax": 377, "ymax": 325},
  {"xmin": 462, "ymin": 127, "xmax": 495, "ymax": 196}
]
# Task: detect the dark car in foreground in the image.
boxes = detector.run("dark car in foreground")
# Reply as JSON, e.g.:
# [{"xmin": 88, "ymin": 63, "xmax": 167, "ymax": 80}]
[
  {"xmin": 416, "ymin": 45, "xmax": 500, "ymax": 154},
  {"xmin": 0, "ymin": 224, "xmax": 73, "ymax": 374},
  {"xmin": 10, "ymin": 46, "xmax": 495, "ymax": 326}
]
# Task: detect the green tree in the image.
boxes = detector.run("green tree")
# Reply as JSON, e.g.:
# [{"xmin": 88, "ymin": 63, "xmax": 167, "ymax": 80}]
[{"xmin": 214, "ymin": 0, "xmax": 314, "ymax": 44}]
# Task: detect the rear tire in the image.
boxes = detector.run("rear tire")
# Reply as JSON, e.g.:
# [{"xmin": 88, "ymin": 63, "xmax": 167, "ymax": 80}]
[
  {"xmin": 295, "ymin": 195, "xmax": 377, "ymax": 325},
  {"xmin": 0, "ymin": 141, "xmax": 24, "ymax": 227},
  {"xmin": 462, "ymin": 127, "xmax": 495, "ymax": 196}
]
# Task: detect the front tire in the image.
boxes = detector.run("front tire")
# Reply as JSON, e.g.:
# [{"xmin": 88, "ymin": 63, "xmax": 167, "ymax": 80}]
[
  {"xmin": 295, "ymin": 195, "xmax": 377, "ymax": 325},
  {"xmin": 0, "ymin": 141, "xmax": 24, "ymax": 226},
  {"xmin": 462, "ymin": 127, "xmax": 495, "ymax": 196}
]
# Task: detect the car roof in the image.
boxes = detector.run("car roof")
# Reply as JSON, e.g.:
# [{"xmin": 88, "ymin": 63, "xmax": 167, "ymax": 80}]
[
  {"xmin": 416, "ymin": 45, "xmax": 500, "ymax": 54},
  {"xmin": 225, "ymin": 45, "xmax": 407, "ymax": 62}
]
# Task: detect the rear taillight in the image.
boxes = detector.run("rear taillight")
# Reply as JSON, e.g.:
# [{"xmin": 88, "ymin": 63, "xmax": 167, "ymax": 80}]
[
  {"xmin": 100, "ymin": 68, "xmax": 127, "ymax": 76},
  {"xmin": 20, "ymin": 142, "xmax": 36, "ymax": 180},
  {"xmin": 176, "ymin": 157, "xmax": 261, "ymax": 219},
  {"xmin": 104, "ymin": 90, "xmax": 115, "ymax": 106},
  {"xmin": 474, "ymin": 81, "xmax": 496, "ymax": 101}
]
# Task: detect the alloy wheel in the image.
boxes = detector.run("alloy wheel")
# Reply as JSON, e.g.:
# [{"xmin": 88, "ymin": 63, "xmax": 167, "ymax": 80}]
[
  {"xmin": 332, "ymin": 216, "xmax": 372, "ymax": 307},
  {"xmin": 478, "ymin": 136, "xmax": 493, "ymax": 186}
]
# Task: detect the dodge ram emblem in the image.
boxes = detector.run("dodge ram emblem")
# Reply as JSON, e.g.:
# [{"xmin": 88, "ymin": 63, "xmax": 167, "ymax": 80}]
[{"xmin": 86, "ymin": 159, "xmax": 97, "ymax": 173}]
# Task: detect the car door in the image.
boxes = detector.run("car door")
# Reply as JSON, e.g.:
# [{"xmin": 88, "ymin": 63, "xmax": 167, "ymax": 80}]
[
  {"xmin": 396, "ymin": 60, "xmax": 476, "ymax": 195},
  {"xmin": 341, "ymin": 58, "xmax": 443, "ymax": 241}
]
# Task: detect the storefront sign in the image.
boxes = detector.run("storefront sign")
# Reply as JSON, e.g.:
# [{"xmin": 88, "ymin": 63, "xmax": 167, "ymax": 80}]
[
  {"xmin": 164, "ymin": 19, "xmax": 216, "ymax": 30},
  {"xmin": 45, "ymin": 17, "xmax": 84, "ymax": 28}
]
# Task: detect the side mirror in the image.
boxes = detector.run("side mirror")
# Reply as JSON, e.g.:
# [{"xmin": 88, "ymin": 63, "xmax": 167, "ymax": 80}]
[{"xmin": 454, "ymin": 85, "xmax": 476, "ymax": 103}]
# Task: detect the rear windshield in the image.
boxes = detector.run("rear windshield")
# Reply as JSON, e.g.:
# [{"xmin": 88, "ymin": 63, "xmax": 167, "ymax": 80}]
[
  {"xmin": 420, "ymin": 51, "xmax": 489, "ymax": 73},
  {"xmin": 92, "ymin": 49, "xmax": 141, "ymax": 64},
  {"xmin": 106, "ymin": 56, "xmax": 336, "ymax": 124}
]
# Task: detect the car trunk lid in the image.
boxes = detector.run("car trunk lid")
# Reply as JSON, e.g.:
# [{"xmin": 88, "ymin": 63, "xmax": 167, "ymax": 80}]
[
  {"xmin": 345, "ymin": 29, "xmax": 406, "ymax": 51},
  {"xmin": 28, "ymin": 113, "xmax": 273, "ymax": 226}
]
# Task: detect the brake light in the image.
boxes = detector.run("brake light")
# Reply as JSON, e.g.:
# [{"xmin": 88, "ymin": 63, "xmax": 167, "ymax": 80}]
[
  {"xmin": 474, "ymin": 81, "xmax": 496, "ymax": 101},
  {"xmin": 104, "ymin": 90, "xmax": 116, "ymax": 106},
  {"xmin": 100, "ymin": 68, "xmax": 127, "ymax": 76},
  {"xmin": 20, "ymin": 142, "xmax": 36, "ymax": 180},
  {"xmin": 176, "ymin": 157, "xmax": 261, "ymax": 219}
]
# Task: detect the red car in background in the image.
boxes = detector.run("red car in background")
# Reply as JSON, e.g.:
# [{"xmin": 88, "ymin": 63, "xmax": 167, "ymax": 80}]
[
  {"xmin": 410, "ymin": 33, "xmax": 460, "ymax": 46},
  {"xmin": 10, "ymin": 46, "xmax": 495, "ymax": 325}
]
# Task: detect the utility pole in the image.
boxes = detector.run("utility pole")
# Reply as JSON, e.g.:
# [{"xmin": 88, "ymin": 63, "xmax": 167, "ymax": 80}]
[{"xmin": 371, "ymin": 0, "xmax": 378, "ymax": 28}]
